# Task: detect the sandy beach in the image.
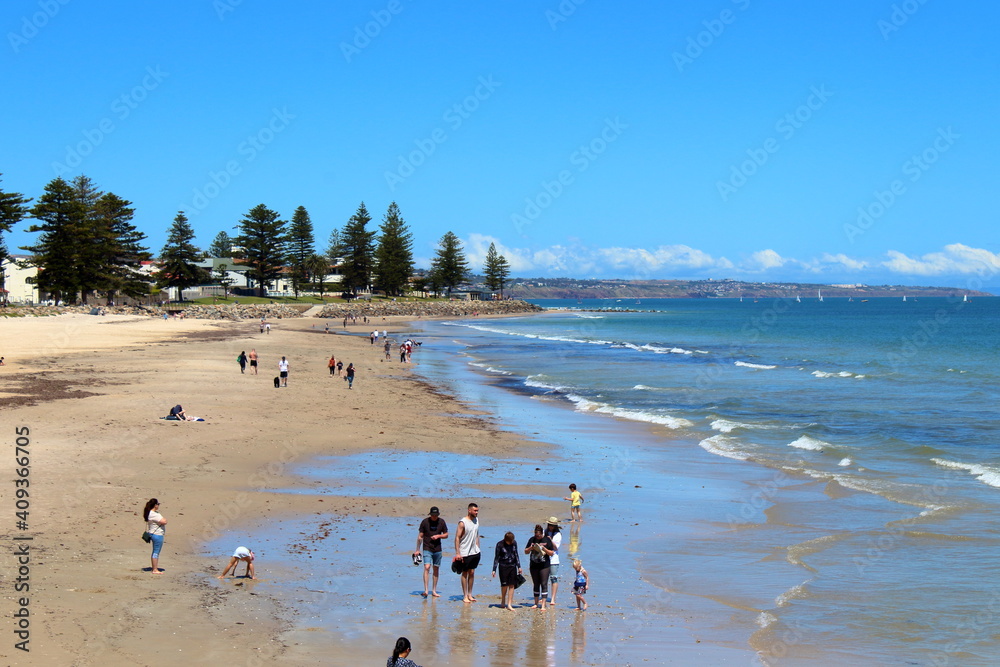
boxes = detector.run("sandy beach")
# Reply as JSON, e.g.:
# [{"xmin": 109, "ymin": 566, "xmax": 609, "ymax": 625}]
[{"xmin": 0, "ymin": 309, "xmax": 746, "ymax": 666}]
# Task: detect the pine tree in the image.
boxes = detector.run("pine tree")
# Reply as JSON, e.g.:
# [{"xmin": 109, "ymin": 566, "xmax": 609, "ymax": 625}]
[
  {"xmin": 213, "ymin": 263, "xmax": 235, "ymax": 298},
  {"xmin": 0, "ymin": 175, "xmax": 30, "ymax": 303},
  {"xmin": 208, "ymin": 231, "xmax": 234, "ymax": 258},
  {"xmin": 69, "ymin": 175, "xmax": 109, "ymax": 304},
  {"xmin": 339, "ymin": 202, "xmax": 375, "ymax": 295},
  {"xmin": 483, "ymin": 242, "xmax": 511, "ymax": 298},
  {"xmin": 94, "ymin": 193, "xmax": 152, "ymax": 302},
  {"xmin": 306, "ymin": 253, "xmax": 330, "ymax": 299},
  {"xmin": 235, "ymin": 204, "xmax": 288, "ymax": 297},
  {"xmin": 287, "ymin": 205, "xmax": 315, "ymax": 298},
  {"xmin": 22, "ymin": 177, "xmax": 86, "ymax": 303},
  {"xmin": 374, "ymin": 202, "xmax": 414, "ymax": 297},
  {"xmin": 430, "ymin": 231, "xmax": 469, "ymax": 296},
  {"xmin": 156, "ymin": 212, "xmax": 209, "ymax": 300}
]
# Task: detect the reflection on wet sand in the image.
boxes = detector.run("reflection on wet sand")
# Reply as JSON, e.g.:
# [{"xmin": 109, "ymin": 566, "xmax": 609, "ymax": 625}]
[
  {"xmin": 571, "ymin": 611, "xmax": 587, "ymax": 662},
  {"xmin": 524, "ymin": 609, "xmax": 557, "ymax": 666}
]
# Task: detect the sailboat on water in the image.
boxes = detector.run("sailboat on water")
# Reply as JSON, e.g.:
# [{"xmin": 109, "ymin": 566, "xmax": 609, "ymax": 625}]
[
  {"xmin": 963, "ymin": 294, "xmax": 969, "ymax": 303},
  {"xmin": 903, "ymin": 295, "xmax": 907, "ymax": 302},
  {"xmin": 796, "ymin": 294, "xmax": 801, "ymax": 303},
  {"xmin": 817, "ymin": 289, "xmax": 824, "ymax": 302}
]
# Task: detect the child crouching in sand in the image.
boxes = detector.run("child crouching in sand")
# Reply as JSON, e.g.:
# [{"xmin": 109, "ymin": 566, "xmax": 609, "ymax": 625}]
[{"xmin": 572, "ymin": 559, "xmax": 588, "ymax": 610}]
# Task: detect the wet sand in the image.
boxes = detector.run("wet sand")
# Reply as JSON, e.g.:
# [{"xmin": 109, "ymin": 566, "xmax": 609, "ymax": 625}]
[{"xmin": 0, "ymin": 311, "xmax": 751, "ymax": 665}]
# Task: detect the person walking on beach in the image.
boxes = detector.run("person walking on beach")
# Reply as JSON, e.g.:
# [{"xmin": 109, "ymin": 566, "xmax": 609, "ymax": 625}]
[
  {"xmin": 278, "ymin": 356, "xmax": 289, "ymax": 387},
  {"xmin": 237, "ymin": 350, "xmax": 247, "ymax": 374},
  {"xmin": 572, "ymin": 559, "xmax": 589, "ymax": 610},
  {"xmin": 545, "ymin": 517, "xmax": 563, "ymax": 606},
  {"xmin": 217, "ymin": 546, "xmax": 255, "ymax": 579},
  {"xmin": 328, "ymin": 354, "xmax": 336, "ymax": 376},
  {"xmin": 524, "ymin": 524, "xmax": 555, "ymax": 610},
  {"xmin": 345, "ymin": 362, "xmax": 355, "ymax": 389},
  {"xmin": 491, "ymin": 531, "xmax": 522, "ymax": 611},
  {"xmin": 384, "ymin": 339, "xmax": 391, "ymax": 361},
  {"xmin": 143, "ymin": 498, "xmax": 167, "ymax": 574},
  {"xmin": 414, "ymin": 506, "xmax": 449, "ymax": 598},
  {"xmin": 248, "ymin": 349, "xmax": 258, "ymax": 375},
  {"xmin": 370, "ymin": 330, "xmax": 376, "ymax": 345},
  {"xmin": 454, "ymin": 503, "xmax": 481, "ymax": 603},
  {"xmin": 265, "ymin": 322, "xmax": 270, "ymax": 334},
  {"xmin": 388, "ymin": 637, "xmax": 423, "ymax": 667},
  {"xmin": 564, "ymin": 483, "xmax": 583, "ymax": 522},
  {"xmin": 336, "ymin": 359, "xmax": 343, "ymax": 376}
]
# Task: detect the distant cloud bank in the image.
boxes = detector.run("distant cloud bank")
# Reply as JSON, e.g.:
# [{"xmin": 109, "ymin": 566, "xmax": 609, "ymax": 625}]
[{"xmin": 457, "ymin": 235, "xmax": 998, "ymax": 287}]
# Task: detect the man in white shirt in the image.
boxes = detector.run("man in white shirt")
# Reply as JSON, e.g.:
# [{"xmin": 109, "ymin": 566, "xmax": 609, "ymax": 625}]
[
  {"xmin": 454, "ymin": 503, "xmax": 481, "ymax": 603},
  {"xmin": 278, "ymin": 356, "xmax": 289, "ymax": 387}
]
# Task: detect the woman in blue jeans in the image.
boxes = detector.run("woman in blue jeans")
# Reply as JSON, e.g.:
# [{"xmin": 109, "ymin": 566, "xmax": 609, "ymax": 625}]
[{"xmin": 143, "ymin": 498, "xmax": 167, "ymax": 574}]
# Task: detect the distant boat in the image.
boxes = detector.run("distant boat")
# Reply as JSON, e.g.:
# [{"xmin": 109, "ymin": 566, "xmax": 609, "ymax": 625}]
[
  {"xmin": 861, "ymin": 299, "xmax": 869, "ymax": 302},
  {"xmin": 849, "ymin": 297, "xmax": 853, "ymax": 302},
  {"xmin": 817, "ymin": 289, "xmax": 824, "ymax": 302},
  {"xmin": 964, "ymin": 294, "xmax": 969, "ymax": 303},
  {"xmin": 903, "ymin": 295, "xmax": 907, "ymax": 302},
  {"xmin": 740, "ymin": 295, "xmax": 743, "ymax": 302},
  {"xmin": 796, "ymin": 294, "xmax": 801, "ymax": 303}
]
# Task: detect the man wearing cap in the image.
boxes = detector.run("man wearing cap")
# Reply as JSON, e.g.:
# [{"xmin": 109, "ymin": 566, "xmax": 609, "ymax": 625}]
[
  {"xmin": 545, "ymin": 517, "xmax": 563, "ymax": 606},
  {"xmin": 415, "ymin": 506, "xmax": 449, "ymax": 598}
]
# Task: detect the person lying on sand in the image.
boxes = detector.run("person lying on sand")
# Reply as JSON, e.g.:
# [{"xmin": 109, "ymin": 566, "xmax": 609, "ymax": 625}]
[{"xmin": 164, "ymin": 405, "xmax": 204, "ymax": 421}]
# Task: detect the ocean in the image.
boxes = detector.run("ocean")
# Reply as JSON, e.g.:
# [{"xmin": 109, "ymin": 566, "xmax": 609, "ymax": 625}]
[{"xmin": 407, "ymin": 296, "xmax": 1000, "ymax": 665}]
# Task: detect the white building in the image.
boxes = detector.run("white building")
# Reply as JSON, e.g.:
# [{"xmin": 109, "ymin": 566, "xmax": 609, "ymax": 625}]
[{"xmin": 0, "ymin": 255, "xmax": 39, "ymax": 304}]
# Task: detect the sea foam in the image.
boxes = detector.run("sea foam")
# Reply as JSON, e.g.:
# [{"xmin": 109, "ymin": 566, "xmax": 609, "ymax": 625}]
[
  {"xmin": 788, "ymin": 435, "xmax": 830, "ymax": 452},
  {"xmin": 932, "ymin": 458, "xmax": 1000, "ymax": 489},
  {"xmin": 699, "ymin": 434, "xmax": 751, "ymax": 461},
  {"xmin": 735, "ymin": 361, "xmax": 777, "ymax": 370}
]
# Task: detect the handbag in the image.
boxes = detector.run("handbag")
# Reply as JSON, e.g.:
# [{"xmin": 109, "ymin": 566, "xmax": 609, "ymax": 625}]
[
  {"xmin": 514, "ymin": 573, "xmax": 527, "ymax": 589},
  {"xmin": 141, "ymin": 531, "xmax": 152, "ymax": 543}
]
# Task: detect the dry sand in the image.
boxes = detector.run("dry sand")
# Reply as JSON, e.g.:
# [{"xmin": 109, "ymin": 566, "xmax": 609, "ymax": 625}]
[{"xmin": 0, "ymin": 311, "xmax": 744, "ymax": 666}]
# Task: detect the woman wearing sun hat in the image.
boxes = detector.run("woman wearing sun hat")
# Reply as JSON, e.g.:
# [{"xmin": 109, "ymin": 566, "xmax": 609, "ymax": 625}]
[{"xmin": 544, "ymin": 516, "xmax": 563, "ymax": 606}]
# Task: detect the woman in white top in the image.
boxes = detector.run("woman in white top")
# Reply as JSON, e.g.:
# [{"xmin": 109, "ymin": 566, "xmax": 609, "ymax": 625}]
[{"xmin": 143, "ymin": 498, "xmax": 167, "ymax": 574}]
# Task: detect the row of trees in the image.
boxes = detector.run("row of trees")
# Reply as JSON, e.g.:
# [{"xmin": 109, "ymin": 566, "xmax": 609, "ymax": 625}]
[
  {"xmin": 1, "ymin": 174, "xmax": 152, "ymax": 304},
  {"xmin": 0, "ymin": 173, "xmax": 514, "ymax": 303}
]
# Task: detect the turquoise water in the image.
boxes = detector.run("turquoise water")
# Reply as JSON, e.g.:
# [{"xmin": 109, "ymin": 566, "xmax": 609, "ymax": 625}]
[{"xmin": 411, "ymin": 297, "xmax": 1000, "ymax": 665}]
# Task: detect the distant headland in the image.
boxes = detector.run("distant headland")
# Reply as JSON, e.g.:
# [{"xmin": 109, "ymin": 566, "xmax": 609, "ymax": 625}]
[{"xmin": 504, "ymin": 278, "xmax": 991, "ymax": 300}]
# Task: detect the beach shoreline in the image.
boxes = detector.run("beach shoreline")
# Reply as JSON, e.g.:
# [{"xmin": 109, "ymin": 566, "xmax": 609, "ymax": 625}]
[
  {"xmin": 1, "ymin": 307, "xmax": 773, "ymax": 665},
  {"xmin": 3, "ymin": 310, "xmax": 722, "ymax": 666}
]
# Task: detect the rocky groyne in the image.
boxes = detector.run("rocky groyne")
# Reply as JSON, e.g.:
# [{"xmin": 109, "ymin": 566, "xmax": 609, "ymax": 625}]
[
  {"xmin": 1, "ymin": 300, "xmax": 541, "ymax": 320},
  {"xmin": 316, "ymin": 299, "xmax": 542, "ymax": 319}
]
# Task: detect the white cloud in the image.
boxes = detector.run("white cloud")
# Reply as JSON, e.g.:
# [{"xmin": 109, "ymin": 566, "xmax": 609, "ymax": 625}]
[
  {"xmin": 741, "ymin": 249, "xmax": 786, "ymax": 272},
  {"xmin": 596, "ymin": 245, "xmax": 732, "ymax": 274},
  {"xmin": 452, "ymin": 236, "xmax": 998, "ymax": 284},
  {"xmin": 882, "ymin": 244, "xmax": 1000, "ymax": 277},
  {"xmin": 815, "ymin": 253, "xmax": 870, "ymax": 272}
]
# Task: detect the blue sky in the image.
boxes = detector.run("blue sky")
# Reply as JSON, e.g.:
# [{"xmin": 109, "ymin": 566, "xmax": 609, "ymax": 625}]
[{"xmin": 2, "ymin": 1, "xmax": 998, "ymax": 289}]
